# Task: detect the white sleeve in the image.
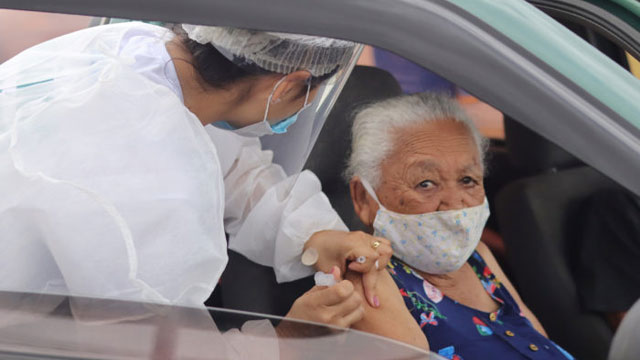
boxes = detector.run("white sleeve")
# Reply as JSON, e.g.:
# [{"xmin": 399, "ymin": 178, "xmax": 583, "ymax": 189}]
[
  {"xmin": 205, "ymin": 126, "xmax": 348, "ymax": 283},
  {"xmin": 0, "ymin": 61, "xmax": 228, "ymax": 309}
]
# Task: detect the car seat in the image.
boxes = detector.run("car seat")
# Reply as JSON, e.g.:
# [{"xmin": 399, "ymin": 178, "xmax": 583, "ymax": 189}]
[
  {"xmin": 495, "ymin": 116, "xmax": 620, "ymax": 360},
  {"xmin": 217, "ymin": 66, "xmax": 403, "ymax": 316}
]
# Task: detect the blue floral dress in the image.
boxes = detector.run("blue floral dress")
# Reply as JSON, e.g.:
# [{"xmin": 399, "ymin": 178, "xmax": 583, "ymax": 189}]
[{"xmin": 388, "ymin": 252, "xmax": 574, "ymax": 360}]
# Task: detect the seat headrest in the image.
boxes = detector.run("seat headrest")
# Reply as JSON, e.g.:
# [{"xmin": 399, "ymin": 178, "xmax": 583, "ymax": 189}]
[
  {"xmin": 304, "ymin": 66, "xmax": 402, "ymax": 231},
  {"xmin": 504, "ymin": 116, "xmax": 582, "ymax": 174},
  {"xmin": 305, "ymin": 66, "xmax": 403, "ymax": 190}
]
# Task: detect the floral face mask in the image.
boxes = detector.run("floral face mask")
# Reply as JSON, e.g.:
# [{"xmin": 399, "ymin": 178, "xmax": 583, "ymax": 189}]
[{"xmin": 361, "ymin": 179, "xmax": 490, "ymax": 274}]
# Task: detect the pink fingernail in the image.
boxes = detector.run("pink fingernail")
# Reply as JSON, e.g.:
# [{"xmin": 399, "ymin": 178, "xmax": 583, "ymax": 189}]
[
  {"xmin": 332, "ymin": 266, "xmax": 342, "ymax": 279},
  {"xmin": 373, "ymin": 296, "xmax": 380, "ymax": 307}
]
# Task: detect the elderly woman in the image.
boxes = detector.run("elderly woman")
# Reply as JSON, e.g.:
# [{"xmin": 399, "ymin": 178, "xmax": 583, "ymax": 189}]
[{"xmin": 342, "ymin": 93, "xmax": 574, "ymax": 359}]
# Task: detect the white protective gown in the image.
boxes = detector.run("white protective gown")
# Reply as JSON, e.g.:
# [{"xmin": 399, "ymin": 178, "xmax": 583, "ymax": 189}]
[
  {"xmin": 0, "ymin": 22, "xmax": 346, "ymax": 307},
  {"xmin": 208, "ymin": 127, "xmax": 347, "ymax": 282}
]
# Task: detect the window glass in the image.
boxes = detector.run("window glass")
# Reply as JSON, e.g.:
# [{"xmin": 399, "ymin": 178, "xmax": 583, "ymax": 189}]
[{"xmin": 0, "ymin": 292, "xmax": 440, "ymax": 359}]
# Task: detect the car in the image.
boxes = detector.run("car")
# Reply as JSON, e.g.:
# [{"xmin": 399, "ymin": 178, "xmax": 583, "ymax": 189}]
[{"xmin": 1, "ymin": 1, "xmax": 639, "ymax": 359}]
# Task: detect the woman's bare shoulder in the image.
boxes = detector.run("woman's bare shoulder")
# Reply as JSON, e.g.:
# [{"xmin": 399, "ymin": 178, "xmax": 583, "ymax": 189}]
[{"xmin": 345, "ymin": 267, "xmax": 429, "ymax": 351}]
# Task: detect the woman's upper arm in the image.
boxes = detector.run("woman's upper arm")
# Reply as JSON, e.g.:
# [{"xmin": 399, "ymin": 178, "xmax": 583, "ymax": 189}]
[
  {"xmin": 345, "ymin": 269, "xmax": 429, "ymax": 351},
  {"xmin": 476, "ymin": 242, "xmax": 548, "ymax": 337}
]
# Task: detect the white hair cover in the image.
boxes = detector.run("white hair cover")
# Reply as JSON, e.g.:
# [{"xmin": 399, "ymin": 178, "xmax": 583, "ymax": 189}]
[
  {"xmin": 0, "ymin": 23, "xmax": 227, "ymax": 311},
  {"xmin": 182, "ymin": 24, "xmax": 355, "ymax": 76},
  {"xmin": 181, "ymin": 24, "xmax": 362, "ymax": 176}
]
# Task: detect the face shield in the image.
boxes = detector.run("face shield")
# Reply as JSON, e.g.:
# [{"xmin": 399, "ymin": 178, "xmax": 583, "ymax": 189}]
[
  {"xmin": 182, "ymin": 24, "xmax": 362, "ymax": 175},
  {"xmin": 180, "ymin": 25, "xmax": 363, "ymax": 282},
  {"xmin": 259, "ymin": 44, "xmax": 362, "ymax": 175}
]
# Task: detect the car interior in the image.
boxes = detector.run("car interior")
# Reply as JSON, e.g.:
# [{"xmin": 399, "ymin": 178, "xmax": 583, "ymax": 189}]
[{"xmin": 209, "ymin": 13, "xmax": 638, "ymax": 360}]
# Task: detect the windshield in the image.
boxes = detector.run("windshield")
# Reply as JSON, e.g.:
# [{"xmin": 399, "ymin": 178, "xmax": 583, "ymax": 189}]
[{"xmin": 0, "ymin": 291, "xmax": 439, "ymax": 360}]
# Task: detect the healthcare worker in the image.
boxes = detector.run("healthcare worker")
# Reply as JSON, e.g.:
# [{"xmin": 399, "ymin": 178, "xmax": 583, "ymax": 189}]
[{"xmin": 0, "ymin": 21, "xmax": 391, "ymax": 321}]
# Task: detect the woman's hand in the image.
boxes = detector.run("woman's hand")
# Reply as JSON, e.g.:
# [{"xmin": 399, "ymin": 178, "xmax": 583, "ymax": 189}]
[
  {"xmin": 304, "ymin": 230, "xmax": 393, "ymax": 308},
  {"xmin": 284, "ymin": 267, "xmax": 364, "ymax": 328}
]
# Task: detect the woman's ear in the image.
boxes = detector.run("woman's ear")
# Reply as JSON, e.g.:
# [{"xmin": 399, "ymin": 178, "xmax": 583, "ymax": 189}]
[
  {"xmin": 270, "ymin": 70, "xmax": 311, "ymax": 103},
  {"xmin": 349, "ymin": 176, "xmax": 378, "ymax": 227}
]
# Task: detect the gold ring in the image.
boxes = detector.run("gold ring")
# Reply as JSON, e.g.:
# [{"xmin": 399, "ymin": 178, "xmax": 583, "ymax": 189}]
[{"xmin": 372, "ymin": 241, "xmax": 381, "ymax": 249}]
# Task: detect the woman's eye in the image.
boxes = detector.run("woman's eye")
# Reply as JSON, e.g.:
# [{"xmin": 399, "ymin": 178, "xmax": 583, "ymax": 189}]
[
  {"xmin": 418, "ymin": 180, "xmax": 435, "ymax": 189},
  {"xmin": 461, "ymin": 176, "xmax": 478, "ymax": 186}
]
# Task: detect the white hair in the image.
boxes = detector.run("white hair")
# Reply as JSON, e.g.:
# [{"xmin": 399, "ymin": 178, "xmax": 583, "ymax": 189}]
[{"xmin": 345, "ymin": 92, "xmax": 489, "ymax": 188}]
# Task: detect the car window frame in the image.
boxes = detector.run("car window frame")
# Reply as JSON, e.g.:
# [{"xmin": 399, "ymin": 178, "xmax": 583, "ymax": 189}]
[{"xmin": 528, "ymin": 0, "xmax": 640, "ymax": 59}]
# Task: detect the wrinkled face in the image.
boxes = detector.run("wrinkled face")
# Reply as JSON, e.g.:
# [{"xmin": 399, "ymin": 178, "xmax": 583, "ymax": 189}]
[{"xmin": 376, "ymin": 119, "xmax": 485, "ymax": 214}]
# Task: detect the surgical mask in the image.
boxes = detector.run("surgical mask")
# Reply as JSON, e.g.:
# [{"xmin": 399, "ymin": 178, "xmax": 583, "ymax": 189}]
[
  {"xmin": 213, "ymin": 75, "xmax": 312, "ymax": 137},
  {"xmin": 361, "ymin": 179, "xmax": 490, "ymax": 274}
]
